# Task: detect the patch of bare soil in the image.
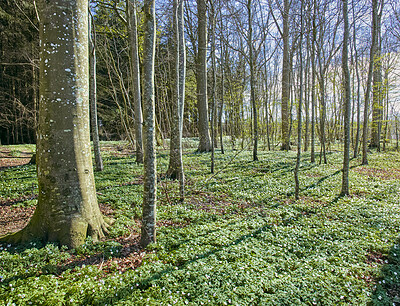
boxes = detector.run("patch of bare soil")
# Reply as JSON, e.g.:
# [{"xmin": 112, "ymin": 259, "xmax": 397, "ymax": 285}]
[
  {"xmin": 0, "ymin": 148, "xmax": 33, "ymax": 169},
  {"xmin": 101, "ymin": 144, "xmax": 135, "ymax": 157},
  {"xmin": 354, "ymin": 167, "xmax": 400, "ymax": 180},
  {"xmin": 0, "ymin": 205, "xmax": 35, "ymax": 236},
  {"xmin": 0, "ymin": 202, "xmax": 114, "ymax": 237}
]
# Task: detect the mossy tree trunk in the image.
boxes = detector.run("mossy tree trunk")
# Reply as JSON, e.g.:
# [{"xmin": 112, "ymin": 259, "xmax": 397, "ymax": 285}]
[
  {"xmin": 370, "ymin": 1, "xmax": 383, "ymax": 150},
  {"xmin": 1, "ymin": 0, "xmax": 110, "ymax": 249}
]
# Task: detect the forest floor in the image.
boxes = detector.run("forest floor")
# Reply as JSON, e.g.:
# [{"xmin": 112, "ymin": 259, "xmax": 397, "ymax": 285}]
[{"xmin": 0, "ymin": 140, "xmax": 399, "ymax": 305}]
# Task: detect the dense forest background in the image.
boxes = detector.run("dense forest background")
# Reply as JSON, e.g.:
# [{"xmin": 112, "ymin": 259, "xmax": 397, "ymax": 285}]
[{"xmin": 1, "ymin": 0, "xmax": 399, "ymax": 152}]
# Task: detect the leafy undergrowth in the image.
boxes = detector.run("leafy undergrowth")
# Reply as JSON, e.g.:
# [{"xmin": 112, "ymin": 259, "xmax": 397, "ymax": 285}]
[{"xmin": 0, "ymin": 141, "xmax": 399, "ymax": 305}]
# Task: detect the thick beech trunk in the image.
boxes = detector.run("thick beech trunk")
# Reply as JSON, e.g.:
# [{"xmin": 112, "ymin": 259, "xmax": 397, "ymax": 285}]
[{"xmin": 1, "ymin": 0, "xmax": 110, "ymax": 248}]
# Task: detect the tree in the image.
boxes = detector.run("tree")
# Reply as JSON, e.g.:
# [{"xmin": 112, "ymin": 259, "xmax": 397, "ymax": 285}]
[
  {"xmin": 89, "ymin": 11, "xmax": 104, "ymax": 172},
  {"xmin": 127, "ymin": 0, "xmax": 144, "ymax": 163},
  {"xmin": 340, "ymin": 0, "xmax": 351, "ymax": 196},
  {"xmin": 141, "ymin": 0, "xmax": 157, "ymax": 248},
  {"xmin": 246, "ymin": 0, "xmax": 259, "ymax": 161},
  {"xmin": 362, "ymin": 0, "xmax": 379, "ymax": 165},
  {"xmin": 196, "ymin": 0, "xmax": 212, "ymax": 152},
  {"xmin": 0, "ymin": 0, "xmax": 110, "ymax": 248},
  {"xmin": 294, "ymin": 0, "xmax": 304, "ymax": 200},
  {"xmin": 280, "ymin": 0, "xmax": 291, "ymax": 151},
  {"xmin": 210, "ymin": 0, "xmax": 217, "ymax": 172},
  {"xmin": 370, "ymin": 0, "xmax": 384, "ymax": 150},
  {"xmin": 167, "ymin": 0, "xmax": 186, "ymax": 201}
]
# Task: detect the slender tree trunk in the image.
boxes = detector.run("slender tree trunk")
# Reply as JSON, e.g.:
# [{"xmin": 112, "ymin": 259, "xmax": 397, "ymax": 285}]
[
  {"xmin": 264, "ymin": 63, "xmax": 271, "ymax": 151},
  {"xmin": 141, "ymin": 0, "xmax": 157, "ymax": 247},
  {"xmin": 247, "ymin": 0, "xmax": 258, "ymax": 161},
  {"xmin": 127, "ymin": 0, "xmax": 143, "ymax": 163},
  {"xmin": 319, "ymin": 72, "xmax": 327, "ymax": 164},
  {"xmin": 89, "ymin": 13, "xmax": 103, "ymax": 172},
  {"xmin": 341, "ymin": 0, "xmax": 351, "ymax": 196},
  {"xmin": 1, "ymin": 0, "xmax": 110, "ymax": 248},
  {"xmin": 210, "ymin": 1, "xmax": 217, "ymax": 172},
  {"xmin": 362, "ymin": 0, "xmax": 379, "ymax": 165},
  {"xmin": 196, "ymin": 0, "xmax": 211, "ymax": 152},
  {"xmin": 370, "ymin": 1, "xmax": 383, "ymax": 150},
  {"xmin": 295, "ymin": 3, "xmax": 304, "ymax": 200},
  {"xmin": 219, "ymin": 19, "xmax": 225, "ymax": 155},
  {"xmin": 281, "ymin": 0, "xmax": 291, "ymax": 151},
  {"xmin": 167, "ymin": 0, "xmax": 185, "ymax": 202},
  {"xmin": 304, "ymin": 42, "xmax": 310, "ymax": 152},
  {"xmin": 310, "ymin": 0, "xmax": 317, "ymax": 163},
  {"xmin": 352, "ymin": 1, "xmax": 361, "ymax": 158},
  {"xmin": 382, "ymin": 70, "xmax": 389, "ymax": 151}
]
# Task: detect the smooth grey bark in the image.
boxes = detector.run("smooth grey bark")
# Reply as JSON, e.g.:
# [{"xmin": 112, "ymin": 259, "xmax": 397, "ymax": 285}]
[
  {"xmin": 210, "ymin": 0, "xmax": 217, "ymax": 173},
  {"xmin": 247, "ymin": 0, "xmax": 258, "ymax": 161},
  {"xmin": 280, "ymin": 0, "xmax": 291, "ymax": 151},
  {"xmin": 352, "ymin": 1, "xmax": 361, "ymax": 158},
  {"xmin": 341, "ymin": 0, "xmax": 351, "ymax": 196},
  {"xmin": 294, "ymin": 2, "xmax": 304, "ymax": 201},
  {"xmin": 382, "ymin": 69, "xmax": 389, "ymax": 151},
  {"xmin": 127, "ymin": 0, "xmax": 143, "ymax": 163},
  {"xmin": 89, "ymin": 13, "xmax": 103, "ymax": 172},
  {"xmin": 219, "ymin": 40, "xmax": 225, "ymax": 155},
  {"xmin": 310, "ymin": 0, "xmax": 317, "ymax": 163},
  {"xmin": 304, "ymin": 42, "xmax": 310, "ymax": 152},
  {"xmin": 1, "ymin": 0, "xmax": 110, "ymax": 248},
  {"xmin": 141, "ymin": 0, "xmax": 157, "ymax": 248},
  {"xmin": 362, "ymin": 0, "xmax": 379, "ymax": 165},
  {"xmin": 167, "ymin": 0, "xmax": 185, "ymax": 201},
  {"xmin": 196, "ymin": 0, "xmax": 211, "ymax": 152}
]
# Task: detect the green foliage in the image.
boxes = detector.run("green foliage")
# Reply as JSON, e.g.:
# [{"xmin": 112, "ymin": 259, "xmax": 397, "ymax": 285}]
[{"xmin": 1, "ymin": 142, "xmax": 400, "ymax": 305}]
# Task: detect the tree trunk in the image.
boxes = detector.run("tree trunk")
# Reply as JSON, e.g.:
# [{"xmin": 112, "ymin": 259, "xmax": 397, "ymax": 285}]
[
  {"xmin": 247, "ymin": 0, "xmax": 258, "ymax": 161},
  {"xmin": 370, "ymin": 1, "xmax": 383, "ymax": 150},
  {"xmin": 127, "ymin": 0, "xmax": 144, "ymax": 163},
  {"xmin": 141, "ymin": 0, "xmax": 157, "ymax": 248},
  {"xmin": 196, "ymin": 0, "xmax": 211, "ymax": 152},
  {"xmin": 89, "ymin": 13, "xmax": 104, "ymax": 172},
  {"xmin": 167, "ymin": 0, "xmax": 185, "ymax": 202},
  {"xmin": 352, "ymin": 1, "xmax": 361, "ymax": 158},
  {"xmin": 281, "ymin": 0, "xmax": 291, "ymax": 151},
  {"xmin": 341, "ymin": 0, "xmax": 351, "ymax": 196},
  {"xmin": 1, "ymin": 0, "xmax": 110, "ymax": 248},
  {"xmin": 210, "ymin": 1, "xmax": 217, "ymax": 172},
  {"xmin": 295, "ymin": 2, "xmax": 304, "ymax": 200},
  {"xmin": 310, "ymin": 3, "xmax": 316, "ymax": 163},
  {"xmin": 362, "ymin": 0, "xmax": 379, "ymax": 165}
]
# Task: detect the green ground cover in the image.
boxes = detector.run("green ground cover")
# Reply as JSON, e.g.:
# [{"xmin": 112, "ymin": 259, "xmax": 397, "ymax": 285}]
[{"xmin": 0, "ymin": 141, "xmax": 399, "ymax": 305}]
